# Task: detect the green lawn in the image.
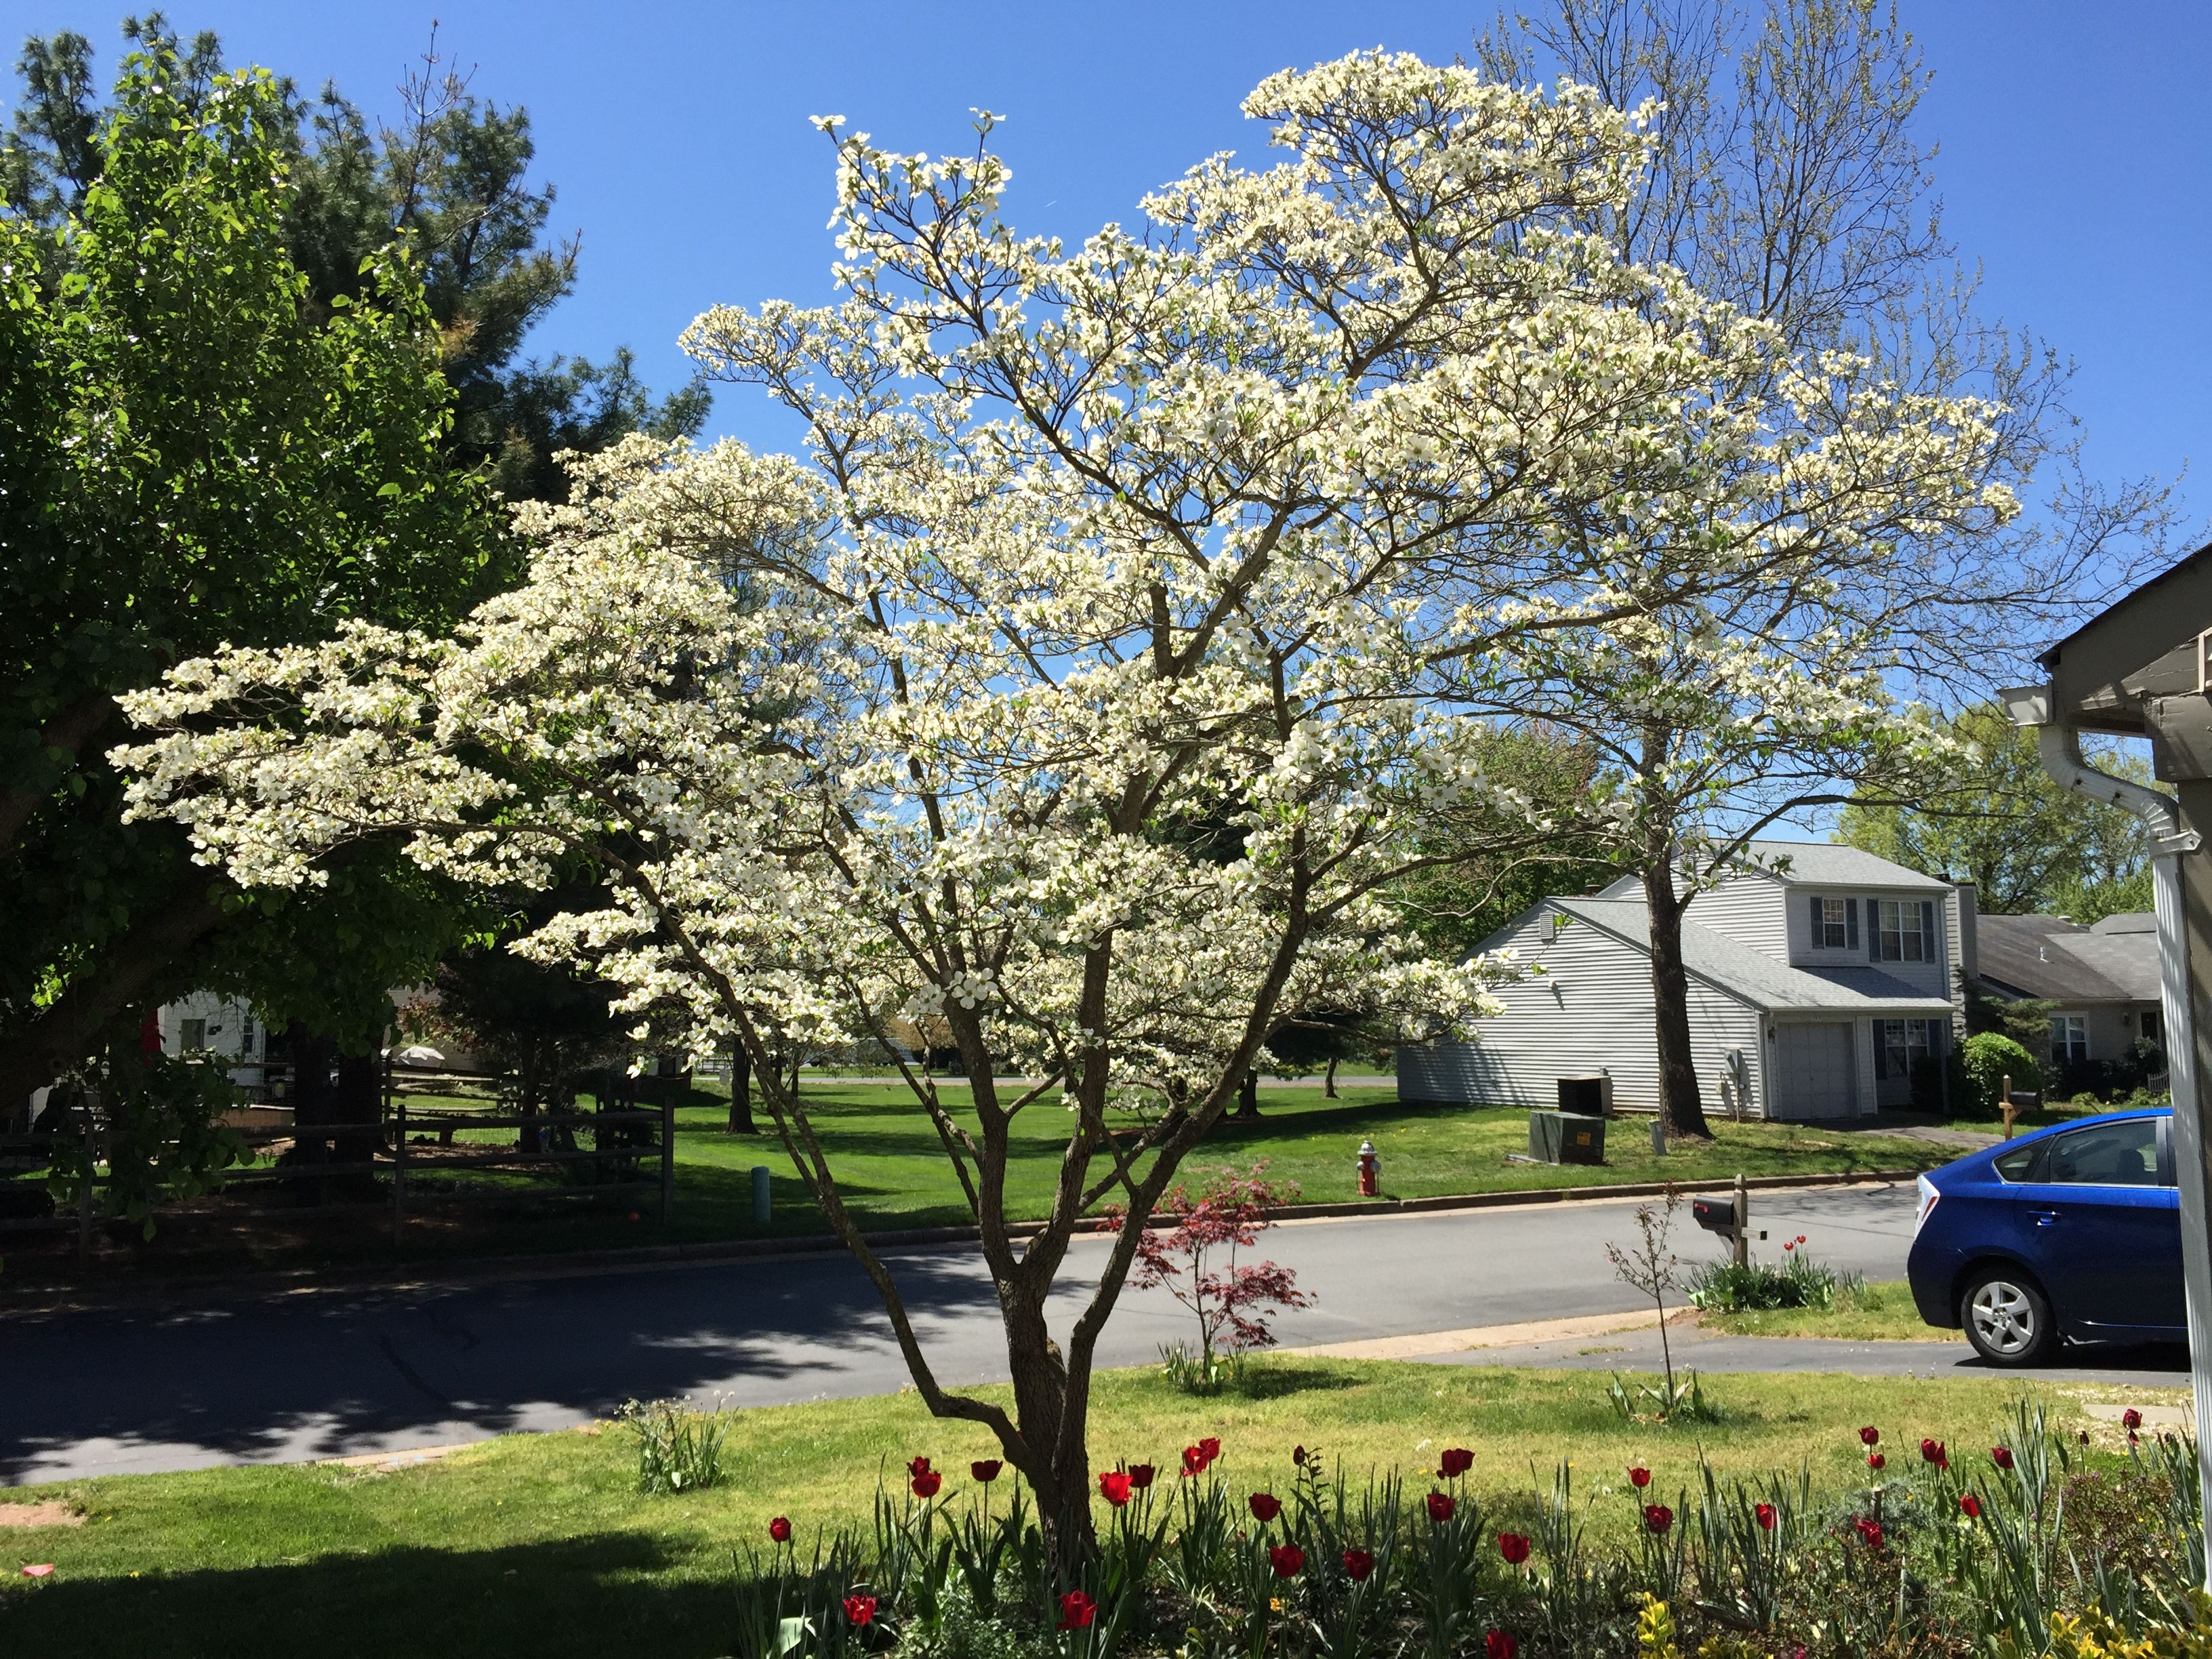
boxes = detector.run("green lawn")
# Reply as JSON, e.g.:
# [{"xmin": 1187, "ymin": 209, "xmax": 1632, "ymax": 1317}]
[
  {"xmin": 1699, "ymin": 1278, "xmax": 1945, "ymax": 1341},
  {"xmin": 0, "ymin": 1085, "xmax": 1950, "ymax": 1283},
  {"xmin": 639, "ymin": 1082, "xmax": 1944, "ymax": 1239},
  {"xmin": 0, "ymin": 1358, "xmax": 2173, "ymax": 1658}
]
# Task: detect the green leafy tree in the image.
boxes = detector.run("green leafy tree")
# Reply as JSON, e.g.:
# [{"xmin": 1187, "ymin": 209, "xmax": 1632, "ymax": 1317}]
[
  {"xmin": 1385, "ymin": 726, "xmax": 1628, "ymax": 963},
  {"xmin": 3, "ymin": 16, "xmax": 708, "ymax": 502},
  {"xmin": 0, "ymin": 39, "xmax": 510, "ymax": 1126},
  {"xmin": 1838, "ymin": 703, "xmax": 2156, "ymax": 923}
]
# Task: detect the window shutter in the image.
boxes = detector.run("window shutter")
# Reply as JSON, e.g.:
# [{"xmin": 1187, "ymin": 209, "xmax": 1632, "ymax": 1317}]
[
  {"xmin": 1869, "ymin": 899, "xmax": 1883, "ymax": 960},
  {"xmin": 1921, "ymin": 901, "xmax": 1937, "ymax": 964},
  {"xmin": 1847, "ymin": 898, "xmax": 1860, "ymax": 952},
  {"xmin": 1809, "ymin": 894, "xmax": 1823, "ymax": 945},
  {"xmin": 1872, "ymin": 1027, "xmax": 1887, "ymax": 1079}
]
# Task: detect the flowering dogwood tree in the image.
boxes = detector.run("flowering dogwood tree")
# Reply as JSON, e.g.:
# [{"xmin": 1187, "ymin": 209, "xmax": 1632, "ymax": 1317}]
[{"xmin": 115, "ymin": 52, "xmax": 2007, "ymax": 1538}]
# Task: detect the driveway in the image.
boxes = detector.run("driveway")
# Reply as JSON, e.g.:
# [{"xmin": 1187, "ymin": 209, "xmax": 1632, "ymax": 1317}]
[{"xmin": 0, "ymin": 1181, "xmax": 2170, "ymax": 1486}]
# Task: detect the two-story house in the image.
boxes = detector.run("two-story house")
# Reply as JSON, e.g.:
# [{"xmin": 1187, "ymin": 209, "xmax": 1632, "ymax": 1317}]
[{"xmin": 1398, "ymin": 842, "xmax": 1963, "ymax": 1120}]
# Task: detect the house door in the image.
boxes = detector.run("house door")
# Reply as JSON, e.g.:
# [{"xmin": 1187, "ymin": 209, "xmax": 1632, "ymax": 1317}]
[{"xmin": 1774, "ymin": 1022, "xmax": 1856, "ymax": 1118}]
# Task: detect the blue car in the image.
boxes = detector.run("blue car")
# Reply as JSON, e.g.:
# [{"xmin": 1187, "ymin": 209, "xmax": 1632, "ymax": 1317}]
[{"xmin": 1906, "ymin": 1107, "xmax": 2184, "ymax": 1365}]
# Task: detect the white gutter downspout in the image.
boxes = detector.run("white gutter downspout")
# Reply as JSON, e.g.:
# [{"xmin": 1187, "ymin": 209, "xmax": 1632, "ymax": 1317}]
[{"xmin": 2010, "ymin": 686, "xmax": 2212, "ymax": 1570}]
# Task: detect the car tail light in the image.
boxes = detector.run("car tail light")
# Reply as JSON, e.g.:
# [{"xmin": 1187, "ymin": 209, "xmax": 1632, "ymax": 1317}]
[{"xmin": 1914, "ymin": 1174, "xmax": 1940, "ymax": 1235}]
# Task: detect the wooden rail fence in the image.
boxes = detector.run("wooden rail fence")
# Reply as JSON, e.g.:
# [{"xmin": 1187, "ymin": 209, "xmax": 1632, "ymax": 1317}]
[{"xmin": 0, "ymin": 1090, "xmax": 676, "ymax": 1257}]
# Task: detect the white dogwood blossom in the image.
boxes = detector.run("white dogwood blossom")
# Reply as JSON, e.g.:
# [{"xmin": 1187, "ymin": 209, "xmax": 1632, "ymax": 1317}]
[{"xmin": 115, "ymin": 52, "xmax": 2009, "ymax": 1512}]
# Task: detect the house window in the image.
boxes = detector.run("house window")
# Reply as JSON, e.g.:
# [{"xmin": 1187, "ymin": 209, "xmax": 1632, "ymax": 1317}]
[
  {"xmin": 2142, "ymin": 1008, "xmax": 2163, "ymax": 1046},
  {"xmin": 1809, "ymin": 895, "xmax": 1858, "ymax": 950},
  {"xmin": 180, "ymin": 1018, "xmax": 207, "ymax": 1052},
  {"xmin": 2049, "ymin": 1014, "xmax": 2088, "ymax": 1063},
  {"xmin": 1875, "ymin": 1018, "xmax": 1937, "ymax": 1080},
  {"xmin": 1875, "ymin": 899, "xmax": 1936, "ymax": 963}
]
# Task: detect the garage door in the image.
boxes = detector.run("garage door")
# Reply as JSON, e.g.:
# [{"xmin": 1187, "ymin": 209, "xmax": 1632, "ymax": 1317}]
[{"xmin": 1774, "ymin": 1022, "xmax": 1856, "ymax": 1118}]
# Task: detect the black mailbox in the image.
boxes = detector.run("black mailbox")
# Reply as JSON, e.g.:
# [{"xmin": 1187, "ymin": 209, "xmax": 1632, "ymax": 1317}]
[{"xmin": 1691, "ymin": 1196, "xmax": 1738, "ymax": 1237}]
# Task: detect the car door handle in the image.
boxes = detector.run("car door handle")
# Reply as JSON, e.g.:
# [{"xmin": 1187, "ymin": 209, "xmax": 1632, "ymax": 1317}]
[{"xmin": 2026, "ymin": 1208, "xmax": 2061, "ymax": 1227}]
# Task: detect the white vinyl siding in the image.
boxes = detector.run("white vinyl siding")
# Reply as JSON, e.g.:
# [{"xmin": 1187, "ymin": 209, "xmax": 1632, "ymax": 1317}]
[
  {"xmin": 1943, "ymin": 885, "xmax": 1967, "ymax": 1034},
  {"xmin": 1684, "ymin": 876, "xmax": 1788, "ymax": 962},
  {"xmin": 1398, "ymin": 905, "xmax": 1767, "ymax": 1115}
]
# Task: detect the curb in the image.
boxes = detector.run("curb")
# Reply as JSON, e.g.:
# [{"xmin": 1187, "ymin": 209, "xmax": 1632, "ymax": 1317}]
[{"xmin": 0, "ymin": 1167, "xmax": 1921, "ymax": 1319}]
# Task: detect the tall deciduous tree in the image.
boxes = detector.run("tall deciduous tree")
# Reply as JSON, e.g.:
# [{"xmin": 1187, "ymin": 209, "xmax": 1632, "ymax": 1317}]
[
  {"xmin": 115, "ymin": 54, "xmax": 2000, "ymax": 1543},
  {"xmin": 1467, "ymin": 0, "xmax": 2164, "ymax": 1136},
  {"xmin": 0, "ymin": 18, "xmax": 709, "ymax": 1134},
  {"xmin": 3, "ymin": 17, "xmax": 708, "ymax": 499},
  {"xmin": 0, "ymin": 41, "xmax": 510, "ymax": 1120}
]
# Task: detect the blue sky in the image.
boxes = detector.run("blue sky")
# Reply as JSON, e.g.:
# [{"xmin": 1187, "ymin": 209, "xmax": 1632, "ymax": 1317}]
[{"xmin": 13, "ymin": 1, "xmax": 2211, "ymax": 535}]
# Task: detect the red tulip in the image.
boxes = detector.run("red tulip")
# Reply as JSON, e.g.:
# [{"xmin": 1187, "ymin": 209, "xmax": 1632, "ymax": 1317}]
[
  {"xmin": 1199, "ymin": 1437, "xmax": 1222, "ymax": 1462},
  {"xmin": 1342, "ymin": 1547, "xmax": 1375, "ymax": 1581},
  {"xmin": 1920, "ymin": 1439, "xmax": 1947, "ymax": 1469},
  {"xmin": 912, "ymin": 1470, "xmax": 943, "ymax": 1499},
  {"xmin": 1058, "ymin": 1591, "xmax": 1097, "ymax": 1630},
  {"xmin": 1129, "ymin": 1463, "xmax": 1156, "ymax": 1490},
  {"xmin": 1269, "ymin": 1542, "xmax": 1305, "ymax": 1578},
  {"xmin": 1866, "ymin": 1452, "xmax": 1885, "ymax": 1471},
  {"xmin": 907, "ymin": 1456, "xmax": 933, "ymax": 1477},
  {"xmin": 1643, "ymin": 1504, "xmax": 1673, "ymax": 1534},
  {"xmin": 1249, "ymin": 1492, "xmax": 1282, "ymax": 1523},
  {"xmin": 1755, "ymin": 1503, "xmax": 1776, "ymax": 1531},
  {"xmin": 1627, "ymin": 1466, "xmax": 1652, "ymax": 1489},
  {"xmin": 1427, "ymin": 1490, "xmax": 1456, "ymax": 1523},
  {"xmin": 1498, "ymin": 1531, "xmax": 1532, "ymax": 1565},
  {"xmin": 1439, "ymin": 1447, "xmax": 1474, "ymax": 1477},
  {"xmin": 1853, "ymin": 1517, "xmax": 1885, "ymax": 1550},
  {"xmin": 769, "ymin": 1516, "xmax": 792, "ymax": 1544},
  {"xmin": 1182, "ymin": 1445, "xmax": 1208, "ymax": 1477},
  {"xmin": 1859, "ymin": 1427, "xmax": 1880, "ymax": 1448},
  {"xmin": 1097, "ymin": 1470, "xmax": 1132, "ymax": 1507},
  {"xmin": 972, "ymin": 1459, "xmax": 1002, "ymax": 1483},
  {"xmin": 1486, "ymin": 1630, "xmax": 1518, "ymax": 1659},
  {"xmin": 1960, "ymin": 1493, "xmax": 1982, "ymax": 1519},
  {"xmin": 2123, "ymin": 1408, "xmax": 2144, "ymax": 1433},
  {"xmin": 1293, "ymin": 1445, "xmax": 1309, "ymax": 1467},
  {"xmin": 1990, "ymin": 1446, "xmax": 2013, "ymax": 1471},
  {"xmin": 844, "ymin": 1595, "xmax": 878, "ymax": 1626},
  {"xmin": 1783, "ymin": 1240, "xmax": 1795, "ymax": 1252}
]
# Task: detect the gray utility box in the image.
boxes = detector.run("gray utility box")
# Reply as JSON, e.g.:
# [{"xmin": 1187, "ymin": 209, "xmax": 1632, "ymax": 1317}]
[
  {"xmin": 1557, "ymin": 1074, "xmax": 1610, "ymax": 1116},
  {"xmin": 1528, "ymin": 1109, "xmax": 1607, "ymax": 1165}
]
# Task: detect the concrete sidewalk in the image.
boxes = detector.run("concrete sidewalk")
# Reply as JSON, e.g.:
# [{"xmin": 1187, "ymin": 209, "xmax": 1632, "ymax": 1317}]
[{"xmin": 1417, "ymin": 1316, "xmax": 2190, "ymax": 1390}]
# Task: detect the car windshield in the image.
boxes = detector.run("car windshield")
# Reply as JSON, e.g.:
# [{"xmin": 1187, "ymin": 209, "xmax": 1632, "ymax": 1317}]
[{"xmin": 2044, "ymin": 1118, "xmax": 2161, "ymax": 1187}]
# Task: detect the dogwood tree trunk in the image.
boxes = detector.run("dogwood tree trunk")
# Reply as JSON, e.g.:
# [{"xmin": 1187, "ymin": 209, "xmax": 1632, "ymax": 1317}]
[{"xmin": 1641, "ymin": 828, "xmax": 1713, "ymax": 1141}]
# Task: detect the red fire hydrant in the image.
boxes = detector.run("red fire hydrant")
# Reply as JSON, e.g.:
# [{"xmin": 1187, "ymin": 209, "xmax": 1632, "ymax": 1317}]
[{"xmin": 1357, "ymin": 1139, "xmax": 1380, "ymax": 1197}]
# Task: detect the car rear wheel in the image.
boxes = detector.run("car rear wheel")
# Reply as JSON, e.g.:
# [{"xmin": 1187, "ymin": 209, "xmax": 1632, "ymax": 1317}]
[{"xmin": 1961, "ymin": 1269, "xmax": 2055, "ymax": 1366}]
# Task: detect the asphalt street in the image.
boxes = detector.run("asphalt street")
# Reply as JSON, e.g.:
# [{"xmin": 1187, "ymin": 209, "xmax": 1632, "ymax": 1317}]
[{"xmin": 0, "ymin": 1181, "xmax": 2177, "ymax": 1486}]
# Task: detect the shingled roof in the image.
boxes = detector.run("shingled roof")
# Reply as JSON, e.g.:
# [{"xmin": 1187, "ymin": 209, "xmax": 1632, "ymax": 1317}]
[{"xmin": 1975, "ymin": 913, "xmax": 2161, "ymax": 1004}]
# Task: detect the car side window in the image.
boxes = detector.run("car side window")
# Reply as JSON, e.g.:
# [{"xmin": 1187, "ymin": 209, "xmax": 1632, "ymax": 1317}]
[
  {"xmin": 2045, "ymin": 1119, "xmax": 2161, "ymax": 1187},
  {"xmin": 1992, "ymin": 1143, "xmax": 2043, "ymax": 1183}
]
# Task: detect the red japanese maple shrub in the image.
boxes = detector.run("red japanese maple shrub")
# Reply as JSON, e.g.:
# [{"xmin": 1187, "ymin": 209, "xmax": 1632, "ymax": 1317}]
[{"xmin": 1103, "ymin": 1161, "xmax": 1312, "ymax": 1393}]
